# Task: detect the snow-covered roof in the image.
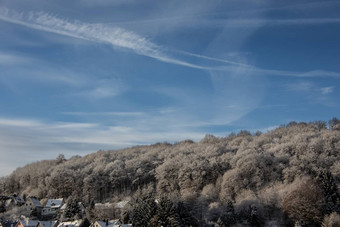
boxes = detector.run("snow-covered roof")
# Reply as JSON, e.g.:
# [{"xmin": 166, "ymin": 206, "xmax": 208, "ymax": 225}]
[
  {"xmin": 94, "ymin": 202, "xmax": 114, "ymax": 208},
  {"xmin": 93, "ymin": 220, "xmax": 120, "ymax": 227},
  {"xmin": 60, "ymin": 203, "xmax": 67, "ymax": 210},
  {"xmin": 5, "ymin": 199, "xmax": 14, "ymax": 206},
  {"xmin": 28, "ymin": 197, "xmax": 42, "ymax": 207},
  {"xmin": 20, "ymin": 220, "xmax": 39, "ymax": 227},
  {"xmin": 108, "ymin": 220, "xmax": 120, "ymax": 225},
  {"xmin": 14, "ymin": 195, "xmax": 25, "ymax": 204},
  {"xmin": 114, "ymin": 201, "xmax": 128, "ymax": 209},
  {"xmin": 38, "ymin": 221, "xmax": 58, "ymax": 227},
  {"xmin": 45, "ymin": 199, "xmax": 63, "ymax": 208},
  {"xmin": 57, "ymin": 220, "xmax": 82, "ymax": 227},
  {"xmin": 94, "ymin": 221, "xmax": 105, "ymax": 227},
  {"xmin": 95, "ymin": 201, "xmax": 128, "ymax": 209}
]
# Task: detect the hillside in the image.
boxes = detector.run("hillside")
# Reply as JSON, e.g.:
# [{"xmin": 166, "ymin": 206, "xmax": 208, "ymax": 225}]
[{"xmin": 1, "ymin": 119, "xmax": 340, "ymax": 226}]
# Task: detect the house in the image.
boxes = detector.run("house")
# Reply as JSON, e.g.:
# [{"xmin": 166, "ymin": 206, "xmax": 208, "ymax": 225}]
[
  {"xmin": 36, "ymin": 221, "xmax": 59, "ymax": 227},
  {"xmin": 15, "ymin": 219, "xmax": 39, "ymax": 227},
  {"xmin": 42, "ymin": 199, "xmax": 64, "ymax": 217},
  {"xmin": 57, "ymin": 220, "xmax": 82, "ymax": 227},
  {"xmin": 12, "ymin": 194, "xmax": 25, "ymax": 206},
  {"xmin": 25, "ymin": 197, "xmax": 43, "ymax": 211},
  {"xmin": 4, "ymin": 195, "xmax": 25, "ymax": 209},
  {"xmin": 24, "ymin": 197, "xmax": 43, "ymax": 217},
  {"xmin": 90, "ymin": 220, "xmax": 121, "ymax": 227},
  {"xmin": 16, "ymin": 220, "xmax": 58, "ymax": 227}
]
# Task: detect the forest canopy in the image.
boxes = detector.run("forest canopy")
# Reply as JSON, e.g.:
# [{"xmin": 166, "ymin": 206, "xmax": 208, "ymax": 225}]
[{"xmin": 1, "ymin": 119, "xmax": 340, "ymax": 226}]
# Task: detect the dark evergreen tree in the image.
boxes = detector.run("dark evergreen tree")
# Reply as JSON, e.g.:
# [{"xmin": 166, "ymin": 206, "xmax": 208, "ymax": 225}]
[
  {"xmin": 79, "ymin": 218, "xmax": 91, "ymax": 227},
  {"xmin": 131, "ymin": 195, "xmax": 157, "ymax": 227},
  {"xmin": 220, "ymin": 201, "xmax": 236, "ymax": 227},
  {"xmin": 248, "ymin": 205, "xmax": 260, "ymax": 227},
  {"xmin": 0, "ymin": 201, "xmax": 6, "ymax": 213},
  {"xmin": 317, "ymin": 170, "xmax": 340, "ymax": 214},
  {"xmin": 176, "ymin": 201, "xmax": 198, "ymax": 227},
  {"xmin": 64, "ymin": 196, "xmax": 81, "ymax": 220},
  {"xmin": 156, "ymin": 197, "xmax": 180, "ymax": 227}
]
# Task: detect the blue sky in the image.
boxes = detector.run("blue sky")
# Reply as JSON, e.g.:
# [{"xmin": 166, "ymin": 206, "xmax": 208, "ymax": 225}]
[{"xmin": 1, "ymin": 0, "xmax": 340, "ymax": 176}]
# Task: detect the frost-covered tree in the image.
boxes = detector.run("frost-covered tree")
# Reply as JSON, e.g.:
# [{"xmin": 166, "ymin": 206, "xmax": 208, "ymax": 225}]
[
  {"xmin": 283, "ymin": 179, "xmax": 324, "ymax": 225},
  {"xmin": 2, "ymin": 118, "xmax": 340, "ymax": 226},
  {"xmin": 322, "ymin": 212, "xmax": 340, "ymax": 227}
]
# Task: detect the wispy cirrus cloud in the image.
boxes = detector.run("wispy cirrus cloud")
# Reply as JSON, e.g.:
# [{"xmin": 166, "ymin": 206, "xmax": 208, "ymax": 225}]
[
  {"xmin": 286, "ymin": 81, "xmax": 335, "ymax": 99},
  {"xmin": 0, "ymin": 7, "xmax": 206, "ymax": 69},
  {"xmin": 214, "ymin": 66, "xmax": 340, "ymax": 78},
  {"xmin": 0, "ymin": 8, "xmax": 157, "ymax": 53},
  {"xmin": 1, "ymin": 7, "xmax": 340, "ymax": 79},
  {"xmin": 200, "ymin": 18, "xmax": 340, "ymax": 28}
]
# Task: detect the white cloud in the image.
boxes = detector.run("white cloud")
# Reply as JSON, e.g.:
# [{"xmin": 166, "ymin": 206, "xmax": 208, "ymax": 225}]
[
  {"xmin": 74, "ymin": 77, "xmax": 127, "ymax": 99},
  {"xmin": 0, "ymin": 115, "xmax": 205, "ymax": 176},
  {"xmin": 285, "ymin": 82, "xmax": 335, "ymax": 105},
  {"xmin": 88, "ymin": 86, "xmax": 121, "ymax": 98},
  {"xmin": 202, "ymin": 18, "xmax": 340, "ymax": 27},
  {"xmin": 0, "ymin": 52, "xmax": 33, "ymax": 65},
  {"xmin": 77, "ymin": 0, "xmax": 137, "ymax": 7},
  {"xmin": 208, "ymin": 65, "xmax": 265, "ymax": 125},
  {"xmin": 29, "ymin": 70, "xmax": 85, "ymax": 86},
  {"xmin": 0, "ymin": 53, "xmax": 86, "ymax": 87},
  {"xmin": 61, "ymin": 111, "xmax": 145, "ymax": 116},
  {"xmin": 0, "ymin": 118, "xmax": 42, "ymax": 127},
  {"xmin": 286, "ymin": 81, "xmax": 313, "ymax": 92},
  {"xmin": 286, "ymin": 81, "xmax": 335, "ymax": 95},
  {"xmin": 49, "ymin": 122, "xmax": 98, "ymax": 129},
  {"xmin": 252, "ymin": 68, "xmax": 340, "ymax": 78},
  {"xmin": 320, "ymin": 86, "xmax": 334, "ymax": 94}
]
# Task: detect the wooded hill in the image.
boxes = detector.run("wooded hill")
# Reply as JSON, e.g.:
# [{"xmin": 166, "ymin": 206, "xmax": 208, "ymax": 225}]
[{"xmin": 1, "ymin": 119, "xmax": 340, "ymax": 226}]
